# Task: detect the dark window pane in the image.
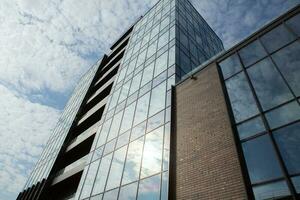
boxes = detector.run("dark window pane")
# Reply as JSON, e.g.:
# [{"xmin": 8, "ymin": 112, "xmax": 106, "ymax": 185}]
[
  {"xmin": 119, "ymin": 182, "xmax": 138, "ymax": 200},
  {"xmin": 274, "ymin": 122, "xmax": 300, "ymax": 175},
  {"xmin": 272, "ymin": 41, "xmax": 300, "ymax": 97},
  {"xmin": 286, "ymin": 13, "xmax": 300, "ymax": 36},
  {"xmin": 242, "ymin": 135, "xmax": 283, "ymax": 183},
  {"xmin": 292, "ymin": 176, "xmax": 300, "ymax": 193},
  {"xmin": 247, "ymin": 58, "xmax": 293, "ymax": 110},
  {"xmin": 237, "ymin": 117, "xmax": 266, "ymax": 140},
  {"xmin": 137, "ymin": 174, "xmax": 161, "ymax": 200},
  {"xmin": 225, "ymin": 72, "xmax": 259, "ymax": 123},
  {"xmin": 253, "ymin": 181, "xmax": 290, "ymax": 200},
  {"xmin": 261, "ymin": 24, "xmax": 296, "ymax": 53},
  {"xmin": 103, "ymin": 188, "xmax": 119, "ymax": 200},
  {"xmin": 239, "ymin": 40, "xmax": 267, "ymax": 67},
  {"xmin": 219, "ymin": 53, "xmax": 242, "ymax": 79},
  {"xmin": 266, "ymin": 101, "xmax": 300, "ymax": 129}
]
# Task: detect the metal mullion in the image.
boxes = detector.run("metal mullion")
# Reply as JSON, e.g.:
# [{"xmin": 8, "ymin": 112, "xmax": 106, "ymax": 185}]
[
  {"xmin": 237, "ymin": 50, "xmax": 298, "ymax": 199},
  {"xmin": 252, "ymin": 177, "xmax": 287, "ymax": 187},
  {"xmin": 240, "ymin": 131, "xmax": 268, "ymax": 143}
]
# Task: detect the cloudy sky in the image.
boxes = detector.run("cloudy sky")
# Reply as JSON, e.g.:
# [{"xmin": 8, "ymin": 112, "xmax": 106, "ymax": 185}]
[{"xmin": 0, "ymin": 0, "xmax": 299, "ymax": 199}]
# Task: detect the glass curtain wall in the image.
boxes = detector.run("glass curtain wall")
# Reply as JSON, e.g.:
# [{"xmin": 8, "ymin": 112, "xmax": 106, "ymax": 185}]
[{"xmin": 219, "ymin": 13, "xmax": 300, "ymax": 200}]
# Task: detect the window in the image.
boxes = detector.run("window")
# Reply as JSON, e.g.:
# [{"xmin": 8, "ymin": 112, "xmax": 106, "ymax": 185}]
[
  {"xmin": 137, "ymin": 174, "xmax": 161, "ymax": 200},
  {"xmin": 122, "ymin": 137, "xmax": 144, "ymax": 185},
  {"xmin": 92, "ymin": 153, "xmax": 113, "ymax": 195},
  {"xmin": 272, "ymin": 41, "xmax": 300, "ymax": 97},
  {"xmin": 92, "ymin": 146, "xmax": 103, "ymax": 162},
  {"xmin": 242, "ymin": 135, "xmax": 283, "ymax": 183},
  {"xmin": 106, "ymin": 146, "xmax": 127, "ymax": 190},
  {"xmin": 147, "ymin": 110, "xmax": 165, "ymax": 133},
  {"xmin": 141, "ymin": 126, "xmax": 164, "ymax": 178},
  {"xmin": 119, "ymin": 182, "xmax": 138, "ymax": 200},
  {"xmin": 286, "ymin": 13, "xmax": 300, "ymax": 36},
  {"xmin": 149, "ymin": 81, "xmax": 166, "ymax": 116},
  {"xmin": 274, "ymin": 122, "xmax": 300, "ymax": 175},
  {"xmin": 116, "ymin": 130, "xmax": 130, "ymax": 149},
  {"xmin": 253, "ymin": 181, "xmax": 290, "ymax": 200},
  {"xmin": 120, "ymin": 102, "xmax": 137, "ymax": 134},
  {"xmin": 265, "ymin": 101, "xmax": 300, "ymax": 129},
  {"xmin": 107, "ymin": 111, "xmax": 123, "ymax": 141},
  {"xmin": 261, "ymin": 24, "xmax": 295, "ymax": 53},
  {"xmin": 157, "ymin": 30, "xmax": 169, "ymax": 50},
  {"xmin": 219, "ymin": 53, "xmax": 242, "ymax": 79},
  {"xmin": 225, "ymin": 72, "xmax": 259, "ymax": 123},
  {"xmin": 154, "ymin": 51, "xmax": 168, "ymax": 77},
  {"xmin": 118, "ymin": 80, "xmax": 131, "ymax": 103},
  {"xmin": 80, "ymin": 160, "xmax": 99, "ymax": 199},
  {"xmin": 129, "ymin": 72, "xmax": 142, "ymax": 95},
  {"xmin": 97, "ymin": 119, "xmax": 112, "ymax": 147},
  {"xmin": 108, "ymin": 88, "xmax": 121, "ymax": 110},
  {"xmin": 239, "ymin": 40, "xmax": 267, "ymax": 67},
  {"xmin": 147, "ymin": 40, "xmax": 157, "ymax": 59},
  {"xmin": 161, "ymin": 172, "xmax": 169, "ymax": 200},
  {"xmin": 103, "ymin": 138, "xmax": 116, "ymax": 156},
  {"xmin": 237, "ymin": 117, "xmax": 266, "ymax": 140},
  {"xmin": 247, "ymin": 58, "xmax": 293, "ymax": 110},
  {"xmin": 292, "ymin": 176, "xmax": 300, "ymax": 193},
  {"xmin": 134, "ymin": 93, "xmax": 150, "ymax": 126},
  {"xmin": 103, "ymin": 188, "xmax": 119, "ymax": 200},
  {"xmin": 131, "ymin": 121, "xmax": 146, "ymax": 141},
  {"xmin": 141, "ymin": 62, "xmax": 155, "ymax": 86}
]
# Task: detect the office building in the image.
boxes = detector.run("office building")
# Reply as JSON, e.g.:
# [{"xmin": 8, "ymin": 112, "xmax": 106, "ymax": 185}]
[{"xmin": 17, "ymin": 0, "xmax": 300, "ymax": 200}]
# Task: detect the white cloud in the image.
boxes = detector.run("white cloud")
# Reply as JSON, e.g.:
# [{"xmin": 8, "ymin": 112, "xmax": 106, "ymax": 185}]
[{"xmin": 0, "ymin": 84, "xmax": 60, "ymax": 200}]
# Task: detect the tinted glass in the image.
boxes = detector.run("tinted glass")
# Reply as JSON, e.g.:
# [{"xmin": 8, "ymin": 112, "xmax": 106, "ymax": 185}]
[
  {"xmin": 292, "ymin": 176, "xmax": 300, "ymax": 193},
  {"xmin": 141, "ymin": 62, "xmax": 155, "ymax": 86},
  {"xmin": 149, "ymin": 82, "xmax": 166, "ymax": 116},
  {"xmin": 237, "ymin": 117, "xmax": 266, "ymax": 140},
  {"xmin": 265, "ymin": 101, "xmax": 300, "ymax": 129},
  {"xmin": 272, "ymin": 41, "xmax": 300, "ymax": 96},
  {"xmin": 122, "ymin": 137, "xmax": 144, "ymax": 185},
  {"xmin": 253, "ymin": 181, "xmax": 290, "ymax": 200},
  {"xmin": 261, "ymin": 24, "xmax": 295, "ymax": 53},
  {"xmin": 219, "ymin": 53, "xmax": 242, "ymax": 79},
  {"xmin": 134, "ymin": 93, "xmax": 150, "ymax": 126},
  {"xmin": 242, "ymin": 135, "xmax": 283, "ymax": 183},
  {"xmin": 106, "ymin": 146, "xmax": 127, "ymax": 190},
  {"xmin": 247, "ymin": 58, "xmax": 293, "ymax": 110},
  {"xmin": 119, "ymin": 182, "xmax": 138, "ymax": 200},
  {"xmin": 137, "ymin": 174, "xmax": 161, "ymax": 200},
  {"xmin": 286, "ymin": 13, "xmax": 300, "ymax": 36},
  {"xmin": 239, "ymin": 40, "xmax": 267, "ymax": 67},
  {"xmin": 141, "ymin": 126, "xmax": 164, "ymax": 178},
  {"xmin": 274, "ymin": 122, "xmax": 300, "ymax": 175},
  {"xmin": 225, "ymin": 72, "xmax": 259, "ymax": 122},
  {"xmin": 154, "ymin": 51, "xmax": 168, "ymax": 77}
]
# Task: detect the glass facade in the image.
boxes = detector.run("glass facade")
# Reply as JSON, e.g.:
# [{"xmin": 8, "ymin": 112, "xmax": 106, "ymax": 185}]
[
  {"xmin": 23, "ymin": 62, "xmax": 99, "ymax": 190},
  {"xmin": 219, "ymin": 13, "xmax": 300, "ymax": 200},
  {"xmin": 74, "ymin": 0, "xmax": 223, "ymax": 199}
]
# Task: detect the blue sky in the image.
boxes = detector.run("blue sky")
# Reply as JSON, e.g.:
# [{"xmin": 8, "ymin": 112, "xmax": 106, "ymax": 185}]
[{"xmin": 0, "ymin": 0, "xmax": 299, "ymax": 199}]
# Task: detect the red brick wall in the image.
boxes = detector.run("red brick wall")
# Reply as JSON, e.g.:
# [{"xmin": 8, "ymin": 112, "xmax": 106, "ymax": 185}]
[{"xmin": 172, "ymin": 63, "xmax": 247, "ymax": 199}]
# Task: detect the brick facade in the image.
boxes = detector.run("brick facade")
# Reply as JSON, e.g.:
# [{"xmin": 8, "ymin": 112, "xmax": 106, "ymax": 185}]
[{"xmin": 172, "ymin": 63, "xmax": 248, "ymax": 199}]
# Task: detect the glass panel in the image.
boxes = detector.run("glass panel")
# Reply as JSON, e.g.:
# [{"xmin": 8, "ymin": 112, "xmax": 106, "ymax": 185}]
[
  {"xmin": 119, "ymin": 80, "xmax": 131, "ymax": 103},
  {"xmin": 141, "ymin": 126, "xmax": 164, "ymax": 178},
  {"xmin": 80, "ymin": 160, "xmax": 99, "ymax": 199},
  {"xmin": 161, "ymin": 171, "xmax": 169, "ymax": 200},
  {"xmin": 90, "ymin": 194, "xmax": 103, "ymax": 200},
  {"xmin": 107, "ymin": 111, "xmax": 123, "ymax": 141},
  {"xmin": 247, "ymin": 58, "xmax": 293, "ymax": 110},
  {"xmin": 147, "ymin": 41, "xmax": 157, "ymax": 59},
  {"xmin": 116, "ymin": 131, "xmax": 130, "ymax": 149},
  {"xmin": 163, "ymin": 123, "xmax": 170, "ymax": 171},
  {"xmin": 109, "ymin": 88, "xmax": 121, "ymax": 110},
  {"xmin": 141, "ymin": 62, "xmax": 155, "ymax": 86},
  {"xmin": 106, "ymin": 146, "xmax": 127, "ymax": 191},
  {"xmin": 137, "ymin": 174, "xmax": 161, "ymax": 200},
  {"xmin": 147, "ymin": 110, "xmax": 165, "ymax": 133},
  {"xmin": 154, "ymin": 51, "xmax": 168, "ymax": 77},
  {"xmin": 225, "ymin": 72, "xmax": 259, "ymax": 123},
  {"xmin": 237, "ymin": 117, "xmax": 266, "ymax": 140},
  {"xmin": 92, "ymin": 146, "xmax": 104, "ymax": 162},
  {"xmin": 219, "ymin": 53, "xmax": 242, "ymax": 79},
  {"xmin": 292, "ymin": 176, "xmax": 300, "ymax": 193},
  {"xmin": 131, "ymin": 122, "xmax": 146, "ymax": 141},
  {"xmin": 122, "ymin": 137, "xmax": 144, "ymax": 185},
  {"xmin": 103, "ymin": 188, "xmax": 119, "ymax": 200},
  {"xmin": 253, "ymin": 181, "xmax": 290, "ymax": 200},
  {"xmin": 97, "ymin": 119, "xmax": 112, "ymax": 147},
  {"xmin": 129, "ymin": 72, "xmax": 142, "ymax": 95},
  {"xmin": 149, "ymin": 81, "xmax": 166, "ymax": 116},
  {"xmin": 286, "ymin": 13, "xmax": 300, "ymax": 36},
  {"xmin": 266, "ymin": 101, "xmax": 300, "ymax": 129},
  {"xmin": 103, "ymin": 138, "xmax": 116, "ymax": 156},
  {"xmin": 272, "ymin": 41, "xmax": 300, "ymax": 97},
  {"xmin": 134, "ymin": 93, "xmax": 150, "ymax": 126},
  {"xmin": 92, "ymin": 153, "xmax": 113, "ymax": 195},
  {"xmin": 157, "ymin": 30, "xmax": 169, "ymax": 50},
  {"xmin": 274, "ymin": 122, "xmax": 300, "ymax": 175},
  {"xmin": 242, "ymin": 135, "xmax": 283, "ymax": 183},
  {"xmin": 261, "ymin": 24, "xmax": 295, "ymax": 53},
  {"xmin": 119, "ymin": 182, "xmax": 138, "ymax": 200},
  {"xmin": 120, "ymin": 102, "xmax": 137, "ymax": 134},
  {"xmin": 239, "ymin": 40, "xmax": 267, "ymax": 67}
]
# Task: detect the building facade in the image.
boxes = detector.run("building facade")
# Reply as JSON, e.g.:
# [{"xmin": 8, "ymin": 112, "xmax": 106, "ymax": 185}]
[{"xmin": 17, "ymin": 1, "xmax": 300, "ymax": 200}]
